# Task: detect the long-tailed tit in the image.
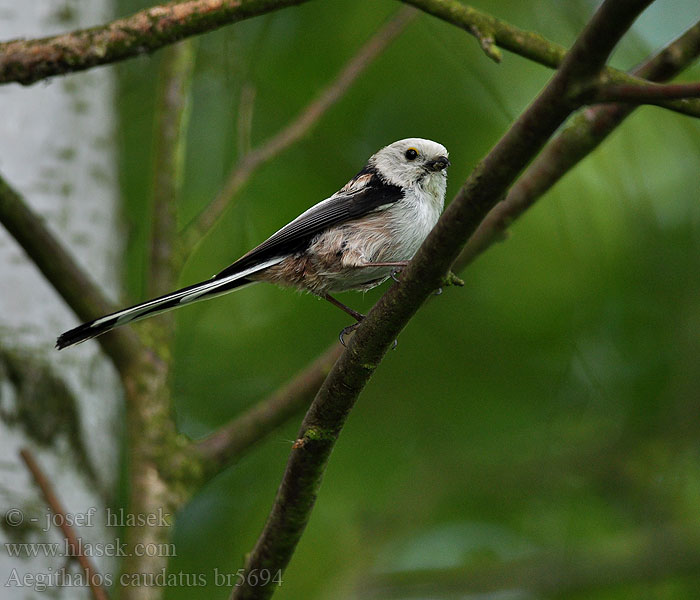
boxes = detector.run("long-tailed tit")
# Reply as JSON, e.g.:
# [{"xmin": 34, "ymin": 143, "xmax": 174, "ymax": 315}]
[{"xmin": 57, "ymin": 138, "xmax": 449, "ymax": 349}]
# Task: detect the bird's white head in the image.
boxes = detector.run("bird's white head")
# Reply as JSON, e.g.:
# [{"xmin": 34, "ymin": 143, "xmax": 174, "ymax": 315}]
[{"xmin": 370, "ymin": 138, "xmax": 450, "ymax": 190}]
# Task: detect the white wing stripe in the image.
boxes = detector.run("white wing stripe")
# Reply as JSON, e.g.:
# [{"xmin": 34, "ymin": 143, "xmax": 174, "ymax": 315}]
[
  {"xmin": 180, "ymin": 257, "xmax": 283, "ymax": 303},
  {"xmin": 91, "ymin": 256, "xmax": 284, "ymax": 328}
]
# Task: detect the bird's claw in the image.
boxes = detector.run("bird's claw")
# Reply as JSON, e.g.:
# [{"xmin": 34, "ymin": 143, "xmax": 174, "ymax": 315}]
[
  {"xmin": 390, "ymin": 269, "xmax": 402, "ymax": 283},
  {"xmin": 339, "ymin": 321, "xmax": 361, "ymax": 347},
  {"xmin": 434, "ymin": 287, "xmax": 443, "ymax": 296}
]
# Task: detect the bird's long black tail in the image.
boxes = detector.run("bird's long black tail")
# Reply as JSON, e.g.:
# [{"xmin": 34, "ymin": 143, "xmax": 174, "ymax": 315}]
[{"xmin": 56, "ymin": 273, "xmax": 255, "ymax": 349}]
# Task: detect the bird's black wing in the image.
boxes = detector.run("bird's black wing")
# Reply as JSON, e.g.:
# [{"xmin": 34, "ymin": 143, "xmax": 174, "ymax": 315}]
[{"xmin": 215, "ymin": 167, "xmax": 403, "ymax": 279}]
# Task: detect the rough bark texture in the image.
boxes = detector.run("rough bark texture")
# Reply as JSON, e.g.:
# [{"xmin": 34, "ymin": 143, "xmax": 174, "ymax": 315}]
[{"xmin": 0, "ymin": 0, "xmax": 312, "ymax": 85}]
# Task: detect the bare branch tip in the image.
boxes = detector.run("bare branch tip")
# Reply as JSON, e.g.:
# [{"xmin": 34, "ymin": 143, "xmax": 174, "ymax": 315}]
[{"xmin": 470, "ymin": 25, "xmax": 502, "ymax": 63}]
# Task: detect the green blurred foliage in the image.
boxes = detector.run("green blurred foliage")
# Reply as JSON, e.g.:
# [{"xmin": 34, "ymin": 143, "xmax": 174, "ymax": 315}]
[{"xmin": 115, "ymin": 0, "xmax": 700, "ymax": 597}]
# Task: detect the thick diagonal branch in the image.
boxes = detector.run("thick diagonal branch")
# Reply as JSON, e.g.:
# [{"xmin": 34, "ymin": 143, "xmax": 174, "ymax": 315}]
[
  {"xmin": 229, "ymin": 1, "xmax": 655, "ymax": 598},
  {"xmin": 195, "ymin": 18, "xmax": 700, "ymax": 489}
]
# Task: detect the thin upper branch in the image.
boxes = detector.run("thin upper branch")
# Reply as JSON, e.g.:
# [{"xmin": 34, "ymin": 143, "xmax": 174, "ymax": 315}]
[
  {"xmin": 455, "ymin": 18, "xmax": 700, "ymax": 272},
  {"xmin": 0, "ymin": 0, "xmax": 311, "ymax": 86},
  {"xmin": 0, "ymin": 174, "xmax": 143, "ymax": 374},
  {"xmin": 2, "ymin": 0, "xmax": 696, "ymax": 119},
  {"xmin": 229, "ymin": 1, "xmax": 655, "ymax": 598},
  {"xmin": 182, "ymin": 6, "xmax": 417, "ymax": 252},
  {"xmin": 633, "ymin": 21, "xmax": 700, "ymax": 81},
  {"xmin": 403, "ymin": 0, "xmax": 566, "ymax": 67},
  {"xmin": 585, "ymin": 80, "xmax": 700, "ymax": 104},
  {"xmin": 402, "ymin": 0, "xmax": 700, "ymax": 119},
  {"xmin": 20, "ymin": 449, "xmax": 109, "ymax": 600}
]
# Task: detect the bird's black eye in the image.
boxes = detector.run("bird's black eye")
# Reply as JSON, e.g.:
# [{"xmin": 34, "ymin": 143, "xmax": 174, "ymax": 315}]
[{"xmin": 405, "ymin": 148, "xmax": 419, "ymax": 161}]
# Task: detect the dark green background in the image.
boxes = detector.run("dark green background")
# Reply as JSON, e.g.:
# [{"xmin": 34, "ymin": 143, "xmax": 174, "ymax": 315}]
[{"xmin": 115, "ymin": 0, "xmax": 700, "ymax": 597}]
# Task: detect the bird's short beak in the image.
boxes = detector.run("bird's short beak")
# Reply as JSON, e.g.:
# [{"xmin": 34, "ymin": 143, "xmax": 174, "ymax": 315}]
[{"xmin": 427, "ymin": 156, "xmax": 450, "ymax": 172}]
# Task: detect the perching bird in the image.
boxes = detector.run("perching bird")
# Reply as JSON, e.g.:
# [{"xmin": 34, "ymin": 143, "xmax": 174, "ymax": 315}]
[{"xmin": 57, "ymin": 138, "xmax": 449, "ymax": 349}]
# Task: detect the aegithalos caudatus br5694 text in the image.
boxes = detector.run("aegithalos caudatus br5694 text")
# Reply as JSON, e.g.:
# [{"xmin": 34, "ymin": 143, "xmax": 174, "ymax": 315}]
[{"xmin": 57, "ymin": 138, "xmax": 449, "ymax": 349}]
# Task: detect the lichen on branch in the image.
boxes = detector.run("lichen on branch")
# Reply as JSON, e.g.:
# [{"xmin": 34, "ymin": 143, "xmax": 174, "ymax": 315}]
[{"xmin": 0, "ymin": 0, "xmax": 312, "ymax": 85}]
